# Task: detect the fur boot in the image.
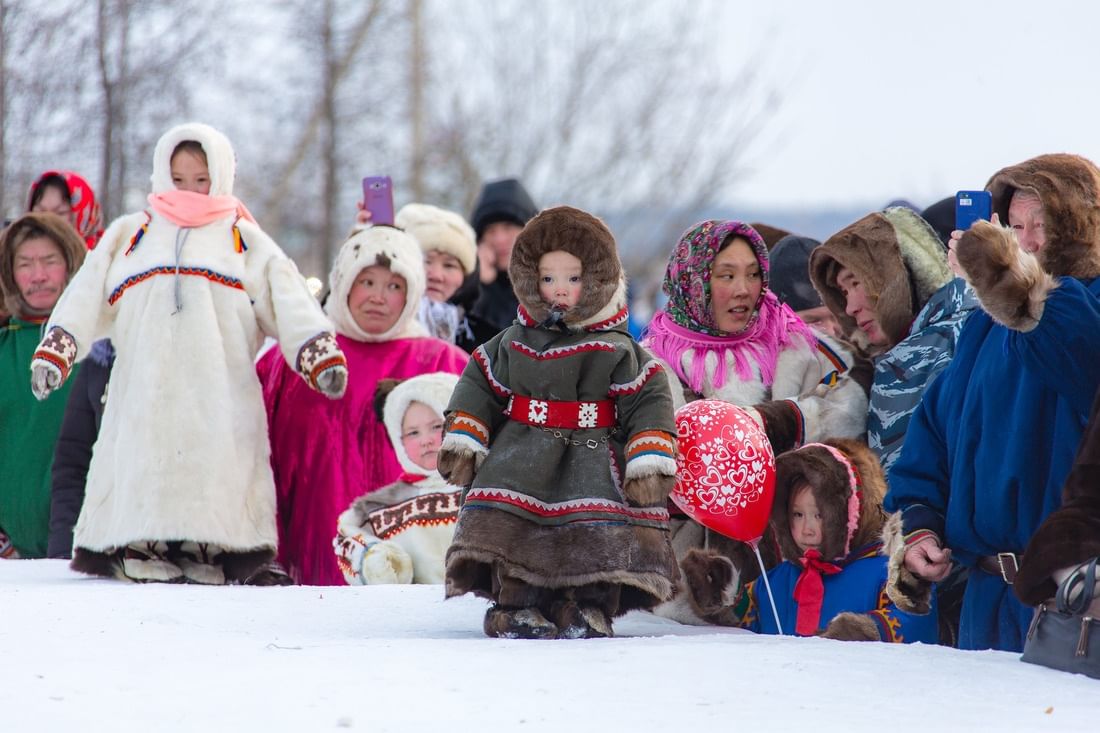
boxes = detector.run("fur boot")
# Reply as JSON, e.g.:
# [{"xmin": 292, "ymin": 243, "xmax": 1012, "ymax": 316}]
[
  {"xmin": 483, "ymin": 606, "xmax": 559, "ymax": 640},
  {"xmin": 122, "ymin": 541, "xmax": 184, "ymax": 583},
  {"xmin": 549, "ymin": 600, "xmax": 614, "ymax": 639}
]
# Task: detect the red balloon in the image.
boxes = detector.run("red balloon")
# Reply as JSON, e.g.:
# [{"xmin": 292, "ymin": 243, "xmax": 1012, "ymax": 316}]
[{"xmin": 671, "ymin": 400, "xmax": 776, "ymax": 544}]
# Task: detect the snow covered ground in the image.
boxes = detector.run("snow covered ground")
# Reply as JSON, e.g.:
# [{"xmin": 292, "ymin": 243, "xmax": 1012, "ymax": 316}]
[{"xmin": 1, "ymin": 561, "xmax": 1096, "ymax": 732}]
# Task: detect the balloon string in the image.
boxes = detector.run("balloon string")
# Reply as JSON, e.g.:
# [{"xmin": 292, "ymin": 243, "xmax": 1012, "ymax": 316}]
[{"xmin": 753, "ymin": 541, "xmax": 784, "ymax": 635}]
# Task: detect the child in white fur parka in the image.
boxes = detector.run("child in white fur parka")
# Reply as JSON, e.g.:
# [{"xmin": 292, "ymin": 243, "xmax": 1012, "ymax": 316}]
[
  {"xmin": 333, "ymin": 372, "xmax": 461, "ymax": 585},
  {"xmin": 30, "ymin": 122, "xmax": 347, "ymax": 584}
]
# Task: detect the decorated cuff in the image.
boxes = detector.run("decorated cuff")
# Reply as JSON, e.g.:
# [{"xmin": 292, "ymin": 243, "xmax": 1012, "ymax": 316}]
[
  {"xmin": 900, "ymin": 503, "xmax": 945, "ymax": 544},
  {"xmin": 444, "ymin": 411, "xmax": 490, "ymax": 455},
  {"xmin": 296, "ymin": 332, "xmax": 347, "ymax": 391},
  {"xmin": 624, "ymin": 430, "xmax": 677, "ymax": 479},
  {"xmin": 32, "ymin": 327, "xmax": 78, "ymax": 384}
]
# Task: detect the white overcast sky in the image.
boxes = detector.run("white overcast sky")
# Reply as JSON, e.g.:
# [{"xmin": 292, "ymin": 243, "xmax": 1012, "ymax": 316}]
[{"xmin": 720, "ymin": 0, "xmax": 1100, "ymax": 208}]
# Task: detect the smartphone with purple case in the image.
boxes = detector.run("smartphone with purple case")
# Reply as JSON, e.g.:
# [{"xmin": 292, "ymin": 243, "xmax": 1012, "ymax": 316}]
[
  {"xmin": 955, "ymin": 190, "xmax": 992, "ymax": 231},
  {"xmin": 362, "ymin": 176, "xmax": 395, "ymax": 226}
]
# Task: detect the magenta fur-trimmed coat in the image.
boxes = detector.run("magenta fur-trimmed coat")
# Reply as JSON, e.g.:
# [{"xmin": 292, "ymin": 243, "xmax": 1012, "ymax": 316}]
[{"xmin": 258, "ymin": 334, "xmax": 468, "ymax": 585}]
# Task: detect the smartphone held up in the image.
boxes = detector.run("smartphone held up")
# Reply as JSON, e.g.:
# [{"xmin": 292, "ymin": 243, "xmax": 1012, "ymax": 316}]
[
  {"xmin": 362, "ymin": 175, "xmax": 395, "ymax": 227},
  {"xmin": 955, "ymin": 190, "xmax": 992, "ymax": 232}
]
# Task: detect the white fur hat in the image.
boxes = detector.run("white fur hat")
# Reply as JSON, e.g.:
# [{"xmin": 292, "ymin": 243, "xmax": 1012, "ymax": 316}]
[
  {"xmin": 150, "ymin": 122, "xmax": 236, "ymax": 196},
  {"xmin": 396, "ymin": 203, "xmax": 477, "ymax": 276},
  {"xmin": 325, "ymin": 225, "xmax": 428, "ymax": 342},
  {"xmin": 382, "ymin": 372, "xmax": 460, "ymax": 476}
]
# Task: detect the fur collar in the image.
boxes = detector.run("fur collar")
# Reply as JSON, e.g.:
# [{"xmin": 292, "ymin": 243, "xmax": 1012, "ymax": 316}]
[{"xmin": 986, "ymin": 153, "xmax": 1100, "ymax": 279}]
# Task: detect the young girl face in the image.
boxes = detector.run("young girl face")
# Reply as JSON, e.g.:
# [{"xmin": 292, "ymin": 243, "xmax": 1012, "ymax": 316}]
[
  {"xmin": 423, "ymin": 250, "xmax": 465, "ymax": 303},
  {"xmin": 347, "ymin": 264, "xmax": 408, "ymax": 335},
  {"xmin": 789, "ymin": 483, "xmax": 823, "ymax": 555},
  {"xmin": 170, "ymin": 150, "xmax": 211, "ymax": 195},
  {"xmin": 537, "ymin": 249, "xmax": 583, "ymax": 310},
  {"xmin": 710, "ymin": 237, "xmax": 763, "ymax": 333},
  {"xmin": 400, "ymin": 401, "xmax": 445, "ymax": 471}
]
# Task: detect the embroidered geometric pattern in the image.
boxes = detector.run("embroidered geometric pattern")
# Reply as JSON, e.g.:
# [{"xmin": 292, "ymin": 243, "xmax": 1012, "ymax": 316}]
[
  {"xmin": 504, "ymin": 395, "xmax": 616, "ymax": 430},
  {"xmin": 871, "ymin": 586, "xmax": 904, "ymax": 642},
  {"xmin": 608, "ymin": 360, "xmax": 662, "ymax": 396},
  {"xmin": 296, "ymin": 332, "xmax": 345, "ymax": 391},
  {"xmin": 31, "ymin": 327, "xmax": 78, "ymax": 383},
  {"xmin": 463, "ymin": 487, "xmax": 669, "ymax": 529},
  {"xmin": 509, "ymin": 340, "xmax": 618, "ymax": 360},
  {"xmin": 527, "ymin": 399, "xmax": 549, "ymax": 424},
  {"xmin": 473, "ymin": 346, "xmax": 512, "ymax": 398},
  {"xmin": 449, "ymin": 411, "xmax": 490, "ymax": 448},
  {"xmin": 625, "ymin": 430, "xmax": 676, "ymax": 463},
  {"xmin": 366, "ymin": 490, "xmax": 462, "ymax": 540},
  {"xmin": 585, "ymin": 306, "xmax": 629, "ymax": 331},
  {"xmin": 108, "ymin": 266, "xmax": 245, "ymax": 305}
]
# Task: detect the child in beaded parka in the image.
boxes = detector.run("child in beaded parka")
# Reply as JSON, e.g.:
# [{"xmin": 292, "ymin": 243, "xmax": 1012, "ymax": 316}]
[
  {"xmin": 734, "ymin": 438, "xmax": 938, "ymax": 642},
  {"xmin": 333, "ymin": 372, "xmax": 461, "ymax": 585},
  {"xmin": 29, "ymin": 122, "xmax": 347, "ymax": 584},
  {"xmin": 437, "ymin": 205, "xmax": 680, "ymax": 640}
]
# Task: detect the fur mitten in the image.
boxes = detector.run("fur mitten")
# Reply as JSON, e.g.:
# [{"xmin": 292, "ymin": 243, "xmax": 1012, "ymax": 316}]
[
  {"xmin": 437, "ymin": 445, "xmax": 479, "ymax": 488},
  {"xmin": 31, "ymin": 326, "xmax": 77, "ymax": 400},
  {"xmin": 296, "ymin": 332, "xmax": 348, "ymax": 399},
  {"xmin": 0, "ymin": 527, "xmax": 20, "ymax": 558},
  {"xmin": 680, "ymin": 548, "xmax": 739, "ymax": 618},
  {"xmin": 336, "ymin": 533, "xmax": 413, "ymax": 585},
  {"xmin": 623, "ymin": 473, "xmax": 675, "ymax": 507},
  {"xmin": 955, "ymin": 220, "xmax": 1057, "ymax": 332},
  {"xmin": 882, "ymin": 512, "xmax": 933, "ymax": 614},
  {"xmin": 820, "ymin": 612, "xmax": 880, "ymax": 641}
]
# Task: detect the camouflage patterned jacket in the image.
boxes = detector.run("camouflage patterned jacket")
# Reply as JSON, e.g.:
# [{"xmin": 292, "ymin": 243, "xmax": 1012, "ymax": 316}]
[{"xmin": 869, "ymin": 277, "xmax": 978, "ymax": 472}]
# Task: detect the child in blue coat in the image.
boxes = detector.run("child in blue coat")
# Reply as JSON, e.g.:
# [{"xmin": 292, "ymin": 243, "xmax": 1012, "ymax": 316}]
[{"xmin": 735, "ymin": 439, "xmax": 937, "ymax": 643}]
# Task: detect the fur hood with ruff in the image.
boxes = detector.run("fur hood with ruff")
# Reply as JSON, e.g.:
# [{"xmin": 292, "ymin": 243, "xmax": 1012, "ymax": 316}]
[
  {"xmin": 150, "ymin": 122, "xmax": 237, "ymax": 197},
  {"xmin": 772, "ymin": 438, "xmax": 887, "ymax": 564},
  {"xmin": 986, "ymin": 153, "xmax": 1100, "ymax": 279},
  {"xmin": 809, "ymin": 207, "xmax": 952, "ymax": 349},
  {"xmin": 507, "ymin": 205, "xmax": 626, "ymax": 329},
  {"xmin": 325, "ymin": 225, "xmax": 428, "ymax": 342},
  {"xmin": 377, "ymin": 371, "xmax": 459, "ymax": 484},
  {"xmin": 0, "ymin": 212, "xmax": 86, "ymax": 317}
]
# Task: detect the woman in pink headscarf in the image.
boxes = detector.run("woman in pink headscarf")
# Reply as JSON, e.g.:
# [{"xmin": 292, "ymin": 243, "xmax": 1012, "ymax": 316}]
[{"xmin": 28, "ymin": 171, "xmax": 103, "ymax": 249}]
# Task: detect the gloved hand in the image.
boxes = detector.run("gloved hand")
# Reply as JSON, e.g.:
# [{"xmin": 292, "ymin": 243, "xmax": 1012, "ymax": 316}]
[
  {"xmin": 623, "ymin": 472, "xmax": 675, "ymax": 507},
  {"xmin": 315, "ymin": 364, "xmax": 348, "ymax": 399},
  {"xmin": 437, "ymin": 445, "xmax": 479, "ymax": 488},
  {"xmin": 360, "ymin": 541, "xmax": 413, "ymax": 584},
  {"xmin": 820, "ymin": 612, "xmax": 880, "ymax": 641},
  {"xmin": 30, "ymin": 360, "xmax": 63, "ymax": 401}
]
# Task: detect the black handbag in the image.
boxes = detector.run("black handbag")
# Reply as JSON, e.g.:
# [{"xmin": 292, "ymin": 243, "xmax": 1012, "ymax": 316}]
[{"xmin": 1021, "ymin": 557, "xmax": 1100, "ymax": 679}]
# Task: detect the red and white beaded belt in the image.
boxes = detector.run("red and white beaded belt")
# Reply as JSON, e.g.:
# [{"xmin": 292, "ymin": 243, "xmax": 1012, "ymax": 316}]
[{"xmin": 504, "ymin": 394, "xmax": 616, "ymax": 430}]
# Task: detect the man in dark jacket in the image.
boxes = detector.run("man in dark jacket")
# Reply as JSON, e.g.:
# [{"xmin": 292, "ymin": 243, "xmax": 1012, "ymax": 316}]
[{"xmin": 468, "ymin": 178, "xmax": 537, "ymax": 333}]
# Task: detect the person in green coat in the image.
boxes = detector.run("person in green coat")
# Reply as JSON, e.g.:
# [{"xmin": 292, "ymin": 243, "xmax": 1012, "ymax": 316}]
[{"xmin": 0, "ymin": 212, "xmax": 87, "ymax": 558}]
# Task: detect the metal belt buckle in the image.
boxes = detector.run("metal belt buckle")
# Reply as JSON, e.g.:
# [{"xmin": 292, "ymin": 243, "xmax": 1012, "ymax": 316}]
[{"xmin": 997, "ymin": 552, "xmax": 1019, "ymax": 585}]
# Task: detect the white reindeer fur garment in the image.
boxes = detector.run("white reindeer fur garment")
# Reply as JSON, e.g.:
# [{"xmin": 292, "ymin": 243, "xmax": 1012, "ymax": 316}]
[{"xmin": 48, "ymin": 122, "xmax": 336, "ymax": 553}]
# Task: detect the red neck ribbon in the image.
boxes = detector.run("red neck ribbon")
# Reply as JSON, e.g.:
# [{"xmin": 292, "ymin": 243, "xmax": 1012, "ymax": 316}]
[{"xmin": 792, "ymin": 549, "xmax": 842, "ymax": 636}]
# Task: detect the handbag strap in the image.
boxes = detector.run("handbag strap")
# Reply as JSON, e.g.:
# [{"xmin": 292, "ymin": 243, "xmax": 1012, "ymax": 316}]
[{"xmin": 1056, "ymin": 557, "xmax": 1099, "ymax": 615}]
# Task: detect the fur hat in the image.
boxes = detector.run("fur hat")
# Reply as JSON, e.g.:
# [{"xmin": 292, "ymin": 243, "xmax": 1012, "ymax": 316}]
[
  {"xmin": 0, "ymin": 211, "xmax": 87, "ymax": 317},
  {"xmin": 395, "ymin": 203, "xmax": 477, "ymax": 276},
  {"xmin": 325, "ymin": 225, "xmax": 428, "ymax": 342},
  {"xmin": 469, "ymin": 178, "xmax": 538, "ymax": 241},
  {"xmin": 150, "ymin": 122, "xmax": 237, "ymax": 197},
  {"xmin": 772, "ymin": 438, "xmax": 887, "ymax": 564},
  {"xmin": 809, "ymin": 207, "xmax": 951, "ymax": 349},
  {"xmin": 768, "ymin": 235, "xmax": 822, "ymax": 311},
  {"xmin": 986, "ymin": 153, "xmax": 1100, "ymax": 279},
  {"xmin": 508, "ymin": 205, "xmax": 625, "ymax": 326},
  {"xmin": 377, "ymin": 372, "xmax": 459, "ymax": 478}
]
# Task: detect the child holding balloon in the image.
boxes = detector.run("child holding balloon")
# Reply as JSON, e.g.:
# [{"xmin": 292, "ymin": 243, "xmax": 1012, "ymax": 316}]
[
  {"xmin": 437, "ymin": 206, "xmax": 679, "ymax": 639},
  {"xmin": 734, "ymin": 439, "xmax": 938, "ymax": 642}
]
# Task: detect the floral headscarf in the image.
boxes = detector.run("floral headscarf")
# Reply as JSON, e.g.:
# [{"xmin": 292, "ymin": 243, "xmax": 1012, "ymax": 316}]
[
  {"xmin": 644, "ymin": 220, "xmax": 816, "ymax": 393},
  {"xmin": 27, "ymin": 170, "xmax": 103, "ymax": 249}
]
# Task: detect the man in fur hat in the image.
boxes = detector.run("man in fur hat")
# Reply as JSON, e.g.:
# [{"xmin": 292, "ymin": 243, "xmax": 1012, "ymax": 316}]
[
  {"xmin": 0, "ymin": 213, "xmax": 86, "ymax": 558},
  {"xmin": 885, "ymin": 154, "xmax": 1100, "ymax": 652}
]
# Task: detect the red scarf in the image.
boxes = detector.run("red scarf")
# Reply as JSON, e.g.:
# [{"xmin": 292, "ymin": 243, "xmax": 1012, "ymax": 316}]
[
  {"xmin": 147, "ymin": 190, "xmax": 255, "ymax": 228},
  {"xmin": 792, "ymin": 549, "xmax": 842, "ymax": 635}
]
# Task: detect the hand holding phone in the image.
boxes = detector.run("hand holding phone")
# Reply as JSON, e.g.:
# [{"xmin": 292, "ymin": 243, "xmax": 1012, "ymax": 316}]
[
  {"xmin": 362, "ymin": 176, "xmax": 394, "ymax": 227},
  {"xmin": 955, "ymin": 190, "xmax": 992, "ymax": 232}
]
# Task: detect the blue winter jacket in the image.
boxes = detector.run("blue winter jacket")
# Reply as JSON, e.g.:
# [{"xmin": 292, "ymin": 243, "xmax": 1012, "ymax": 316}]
[
  {"xmin": 740, "ymin": 542, "xmax": 939, "ymax": 643},
  {"xmin": 886, "ymin": 276, "xmax": 1100, "ymax": 652}
]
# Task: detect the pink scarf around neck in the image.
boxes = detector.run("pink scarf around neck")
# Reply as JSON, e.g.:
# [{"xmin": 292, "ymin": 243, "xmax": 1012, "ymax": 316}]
[{"xmin": 147, "ymin": 190, "xmax": 255, "ymax": 228}]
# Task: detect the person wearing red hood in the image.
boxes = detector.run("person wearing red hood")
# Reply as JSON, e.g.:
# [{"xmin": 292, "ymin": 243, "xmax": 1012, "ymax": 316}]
[{"xmin": 27, "ymin": 170, "xmax": 103, "ymax": 250}]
